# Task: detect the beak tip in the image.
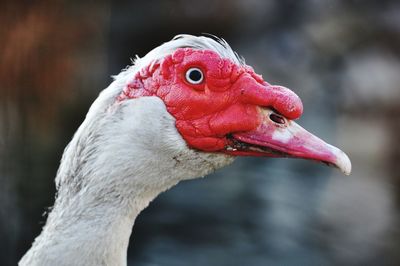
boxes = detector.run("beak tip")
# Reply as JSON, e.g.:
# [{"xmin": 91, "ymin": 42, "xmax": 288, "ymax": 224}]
[{"xmin": 334, "ymin": 149, "xmax": 352, "ymax": 176}]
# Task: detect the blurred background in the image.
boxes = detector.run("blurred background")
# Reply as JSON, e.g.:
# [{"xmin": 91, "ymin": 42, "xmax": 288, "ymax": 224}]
[{"xmin": 1, "ymin": 0, "xmax": 400, "ymax": 265}]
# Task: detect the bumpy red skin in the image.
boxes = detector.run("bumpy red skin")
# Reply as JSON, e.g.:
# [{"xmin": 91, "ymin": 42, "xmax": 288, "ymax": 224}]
[{"xmin": 118, "ymin": 48, "xmax": 303, "ymax": 152}]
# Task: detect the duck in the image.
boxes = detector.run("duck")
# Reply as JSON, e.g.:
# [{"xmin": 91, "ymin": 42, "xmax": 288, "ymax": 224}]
[{"xmin": 19, "ymin": 34, "xmax": 351, "ymax": 266}]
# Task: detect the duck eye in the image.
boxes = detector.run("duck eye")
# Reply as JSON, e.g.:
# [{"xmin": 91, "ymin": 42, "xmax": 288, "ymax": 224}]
[{"xmin": 185, "ymin": 68, "xmax": 204, "ymax": 84}]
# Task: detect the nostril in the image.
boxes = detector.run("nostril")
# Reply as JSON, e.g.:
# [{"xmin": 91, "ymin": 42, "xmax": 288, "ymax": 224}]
[{"xmin": 269, "ymin": 113, "xmax": 285, "ymax": 124}]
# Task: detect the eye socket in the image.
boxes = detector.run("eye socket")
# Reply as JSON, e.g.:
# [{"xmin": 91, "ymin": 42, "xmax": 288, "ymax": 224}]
[
  {"xmin": 269, "ymin": 113, "xmax": 286, "ymax": 125},
  {"xmin": 185, "ymin": 67, "xmax": 204, "ymax": 84}
]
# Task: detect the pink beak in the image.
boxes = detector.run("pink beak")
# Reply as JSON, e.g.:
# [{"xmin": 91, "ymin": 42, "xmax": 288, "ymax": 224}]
[{"xmin": 229, "ymin": 108, "xmax": 352, "ymax": 175}]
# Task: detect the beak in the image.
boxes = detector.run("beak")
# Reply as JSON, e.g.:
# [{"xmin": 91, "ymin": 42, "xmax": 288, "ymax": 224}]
[{"xmin": 226, "ymin": 108, "xmax": 352, "ymax": 175}]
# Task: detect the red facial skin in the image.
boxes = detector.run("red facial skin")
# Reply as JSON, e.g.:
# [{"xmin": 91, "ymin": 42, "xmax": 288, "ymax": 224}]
[{"xmin": 118, "ymin": 48, "xmax": 303, "ymax": 152}]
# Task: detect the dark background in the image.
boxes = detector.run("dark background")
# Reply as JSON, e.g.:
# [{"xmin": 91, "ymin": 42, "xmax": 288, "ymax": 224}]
[{"xmin": 1, "ymin": 0, "xmax": 400, "ymax": 265}]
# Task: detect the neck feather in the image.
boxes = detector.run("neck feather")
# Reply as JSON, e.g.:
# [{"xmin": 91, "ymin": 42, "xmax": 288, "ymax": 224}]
[{"xmin": 20, "ymin": 95, "xmax": 233, "ymax": 266}]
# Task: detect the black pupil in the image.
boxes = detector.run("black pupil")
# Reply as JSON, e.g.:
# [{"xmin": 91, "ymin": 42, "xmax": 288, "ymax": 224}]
[
  {"xmin": 269, "ymin": 113, "xmax": 285, "ymax": 124},
  {"xmin": 189, "ymin": 69, "xmax": 202, "ymax": 82}
]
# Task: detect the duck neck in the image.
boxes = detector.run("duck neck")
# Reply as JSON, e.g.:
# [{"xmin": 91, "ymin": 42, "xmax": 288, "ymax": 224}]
[
  {"xmin": 20, "ymin": 178, "xmax": 153, "ymax": 266},
  {"xmin": 19, "ymin": 96, "xmax": 234, "ymax": 266}
]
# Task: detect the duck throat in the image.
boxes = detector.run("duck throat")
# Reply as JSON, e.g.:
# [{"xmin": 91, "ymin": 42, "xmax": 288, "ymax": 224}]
[{"xmin": 19, "ymin": 183, "xmax": 146, "ymax": 266}]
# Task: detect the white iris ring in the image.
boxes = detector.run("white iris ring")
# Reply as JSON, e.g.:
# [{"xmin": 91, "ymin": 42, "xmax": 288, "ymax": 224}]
[{"xmin": 185, "ymin": 67, "xmax": 204, "ymax": 84}]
